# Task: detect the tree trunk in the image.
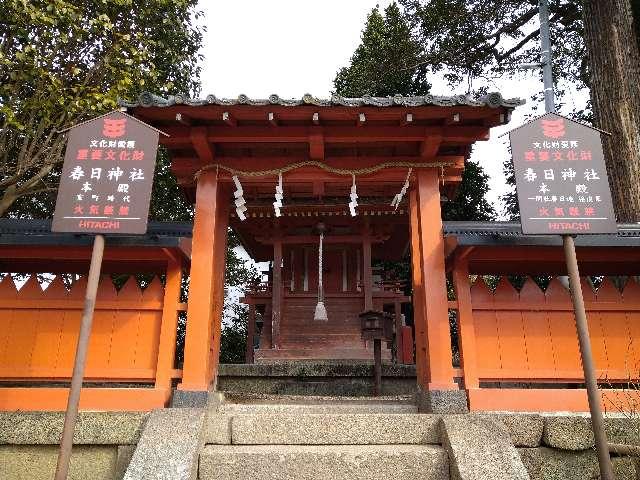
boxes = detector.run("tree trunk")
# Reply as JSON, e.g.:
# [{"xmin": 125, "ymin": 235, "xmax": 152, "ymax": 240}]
[
  {"xmin": 583, "ymin": 0, "xmax": 640, "ymax": 223},
  {"xmin": 0, "ymin": 185, "xmax": 17, "ymax": 217}
]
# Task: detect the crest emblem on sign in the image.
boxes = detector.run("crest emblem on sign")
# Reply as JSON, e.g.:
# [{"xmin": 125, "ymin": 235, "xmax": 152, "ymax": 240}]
[
  {"xmin": 540, "ymin": 118, "xmax": 566, "ymax": 138},
  {"xmin": 103, "ymin": 118, "xmax": 127, "ymax": 138}
]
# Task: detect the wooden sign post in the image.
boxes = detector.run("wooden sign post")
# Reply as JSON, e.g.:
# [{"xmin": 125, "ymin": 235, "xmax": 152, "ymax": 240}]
[
  {"xmin": 509, "ymin": 112, "xmax": 617, "ymax": 479},
  {"xmin": 51, "ymin": 111, "xmax": 164, "ymax": 480}
]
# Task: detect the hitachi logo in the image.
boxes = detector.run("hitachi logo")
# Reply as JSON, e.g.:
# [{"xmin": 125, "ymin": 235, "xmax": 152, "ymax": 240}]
[{"xmin": 78, "ymin": 220, "xmax": 120, "ymax": 230}]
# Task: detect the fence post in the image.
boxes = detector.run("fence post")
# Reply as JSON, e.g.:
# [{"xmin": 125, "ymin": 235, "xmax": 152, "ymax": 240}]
[
  {"xmin": 451, "ymin": 256, "xmax": 479, "ymax": 389},
  {"xmin": 155, "ymin": 257, "xmax": 183, "ymax": 391}
]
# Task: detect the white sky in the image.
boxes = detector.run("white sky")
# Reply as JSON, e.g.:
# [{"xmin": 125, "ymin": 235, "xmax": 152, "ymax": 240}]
[{"xmin": 197, "ymin": 0, "xmax": 584, "ymax": 217}]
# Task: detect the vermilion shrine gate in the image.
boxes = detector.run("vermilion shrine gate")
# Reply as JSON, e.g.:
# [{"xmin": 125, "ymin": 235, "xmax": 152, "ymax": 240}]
[
  {"xmin": 1, "ymin": 92, "xmax": 640, "ymax": 413},
  {"xmin": 130, "ymin": 92, "xmax": 519, "ymax": 404}
]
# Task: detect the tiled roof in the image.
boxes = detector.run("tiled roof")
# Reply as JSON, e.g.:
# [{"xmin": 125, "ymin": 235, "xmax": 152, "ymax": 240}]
[
  {"xmin": 119, "ymin": 92, "xmax": 525, "ymax": 109},
  {"xmin": 444, "ymin": 221, "xmax": 640, "ymax": 247},
  {"xmin": 3, "ymin": 219, "xmax": 640, "ymax": 248},
  {"xmin": 0, "ymin": 219, "xmax": 191, "ymax": 247}
]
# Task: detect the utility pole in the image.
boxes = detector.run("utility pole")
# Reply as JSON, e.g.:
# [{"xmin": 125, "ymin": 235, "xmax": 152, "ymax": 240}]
[
  {"xmin": 538, "ymin": 0, "xmax": 555, "ymax": 114},
  {"xmin": 537, "ymin": 1, "xmax": 614, "ymax": 478}
]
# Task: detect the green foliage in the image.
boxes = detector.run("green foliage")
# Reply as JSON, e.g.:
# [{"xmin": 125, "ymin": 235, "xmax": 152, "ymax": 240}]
[
  {"xmin": 149, "ymin": 150, "xmax": 193, "ymax": 222},
  {"xmin": 334, "ymin": 3, "xmax": 430, "ymax": 97},
  {"xmin": 500, "ymin": 148, "xmax": 520, "ymax": 221},
  {"xmin": 441, "ymin": 160, "xmax": 495, "ymax": 221},
  {"xmin": 220, "ymin": 303, "xmax": 249, "ymax": 364},
  {"xmin": 333, "ymin": 2, "xmax": 495, "ymax": 225},
  {"xmin": 401, "ymin": 0, "xmax": 640, "ymax": 218},
  {"xmin": 400, "ymin": 0, "xmax": 585, "ymax": 103},
  {"xmin": 0, "ymin": 0, "xmax": 203, "ymax": 216}
]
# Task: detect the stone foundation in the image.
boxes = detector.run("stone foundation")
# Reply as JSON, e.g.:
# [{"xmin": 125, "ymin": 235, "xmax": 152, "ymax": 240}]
[
  {"xmin": 217, "ymin": 362, "xmax": 417, "ymax": 396},
  {"xmin": 0, "ymin": 412, "xmax": 147, "ymax": 480},
  {"xmin": 486, "ymin": 412, "xmax": 640, "ymax": 480},
  {"xmin": 416, "ymin": 388, "xmax": 469, "ymax": 414}
]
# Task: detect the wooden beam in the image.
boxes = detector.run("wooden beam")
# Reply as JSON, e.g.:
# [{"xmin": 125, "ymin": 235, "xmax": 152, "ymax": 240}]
[
  {"xmin": 484, "ymin": 113, "xmax": 504, "ymax": 127},
  {"xmin": 190, "ymin": 126, "xmax": 214, "ymax": 166},
  {"xmin": 401, "ymin": 113, "xmax": 413, "ymax": 126},
  {"xmin": 467, "ymin": 388, "xmax": 640, "ymax": 413},
  {"xmin": 222, "ymin": 111, "xmax": 236, "ymax": 127},
  {"xmin": 268, "ymin": 112, "xmax": 278, "ymax": 127},
  {"xmin": 445, "ymin": 113, "xmax": 461, "ymax": 125},
  {"xmin": 420, "ymin": 135, "xmax": 443, "ymax": 158},
  {"xmin": 308, "ymin": 133, "xmax": 324, "ymax": 160},
  {"xmin": 161, "ymin": 125, "xmax": 490, "ymax": 145},
  {"xmin": 172, "ymin": 156, "xmax": 464, "ymax": 179},
  {"xmin": 255, "ymin": 234, "xmax": 389, "ymax": 245},
  {"xmin": 0, "ymin": 387, "xmax": 170, "ymax": 412},
  {"xmin": 175, "ymin": 113, "xmax": 192, "ymax": 126}
]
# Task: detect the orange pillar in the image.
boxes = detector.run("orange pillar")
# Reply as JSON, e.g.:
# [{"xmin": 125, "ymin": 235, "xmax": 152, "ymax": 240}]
[
  {"xmin": 451, "ymin": 257, "xmax": 480, "ymax": 389},
  {"xmin": 412, "ymin": 169, "xmax": 457, "ymax": 391},
  {"xmin": 179, "ymin": 171, "xmax": 228, "ymax": 392},
  {"xmin": 209, "ymin": 184, "xmax": 230, "ymax": 387},
  {"xmin": 409, "ymin": 189, "xmax": 427, "ymax": 386},
  {"xmin": 155, "ymin": 257, "xmax": 182, "ymax": 391}
]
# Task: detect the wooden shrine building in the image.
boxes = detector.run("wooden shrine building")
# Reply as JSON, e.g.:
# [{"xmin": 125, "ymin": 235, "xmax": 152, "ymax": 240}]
[{"xmin": 121, "ymin": 92, "xmax": 523, "ymax": 401}]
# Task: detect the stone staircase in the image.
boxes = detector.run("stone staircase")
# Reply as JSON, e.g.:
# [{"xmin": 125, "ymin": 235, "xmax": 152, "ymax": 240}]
[
  {"xmin": 120, "ymin": 391, "xmax": 640, "ymax": 480},
  {"xmin": 199, "ymin": 394, "xmax": 449, "ymax": 480}
]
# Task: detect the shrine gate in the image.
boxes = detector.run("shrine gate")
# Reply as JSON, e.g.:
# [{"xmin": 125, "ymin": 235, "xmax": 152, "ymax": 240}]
[{"xmin": 123, "ymin": 92, "xmax": 522, "ymax": 406}]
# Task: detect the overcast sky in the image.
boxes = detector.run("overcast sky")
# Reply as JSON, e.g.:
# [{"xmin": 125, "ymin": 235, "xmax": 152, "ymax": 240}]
[{"xmin": 197, "ymin": 0, "xmax": 584, "ymax": 216}]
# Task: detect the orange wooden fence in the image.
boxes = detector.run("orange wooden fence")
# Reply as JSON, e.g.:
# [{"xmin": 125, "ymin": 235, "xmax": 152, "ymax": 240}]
[
  {"xmin": 453, "ymin": 264, "xmax": 640, "ymax": 412},
  {"xmin": 0, "ymin": 258, "xmax": 183, "ymax": 411}
]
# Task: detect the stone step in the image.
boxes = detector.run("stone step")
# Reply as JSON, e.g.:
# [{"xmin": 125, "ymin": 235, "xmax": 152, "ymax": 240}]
[
  {"xmin": 227, "ymin": 413, "xmax": 439, "ymax": 445},
  {"xmin": 255, "ymin": 347, "xmax": 388, "ymax": 361},
  {"xmin": 222, "ymin": 392, "xmax": 415, "ymax": 403},
  {"xmin": 215, "ymin": 393, "xmax": 418, "ymax": 414},
  {"xmin": 217, "ymin": 362, "xmax": 417, "ymax": 397},
  {"xmin": 217, "ymin": 401, "xmax": 418, "ymax": 414},
  {"xmin": 199, "ymin": 444, "xmax": 449, "ymax": 480}
]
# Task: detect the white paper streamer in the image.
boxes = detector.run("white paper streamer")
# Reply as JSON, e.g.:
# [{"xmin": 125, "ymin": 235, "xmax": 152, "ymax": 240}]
[
  {"xmin": 232, "ymin": 175, "xmax": 247, "ymax": 220},
  {"xmin": 348, "ymin": 174, "xmax": 358, "ymax": 216},
  {"xmin": 390, "ymin": 168, "xmax": 412, "ymax": 211}
]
